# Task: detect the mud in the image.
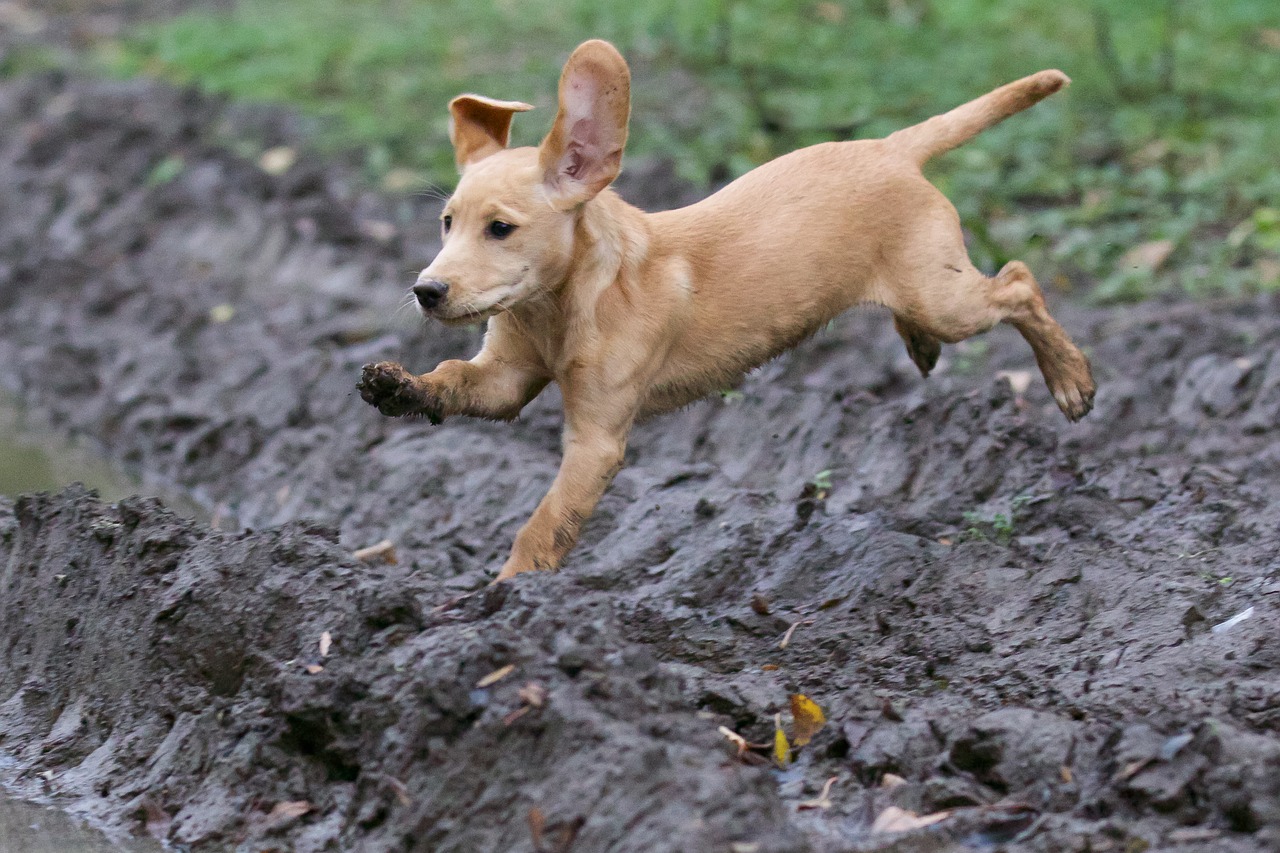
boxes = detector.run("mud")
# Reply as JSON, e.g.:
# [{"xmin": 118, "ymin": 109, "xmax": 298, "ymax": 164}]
[{"xmin": 2, "ymin": 71, "xmax": 1280, "ymax": 852}]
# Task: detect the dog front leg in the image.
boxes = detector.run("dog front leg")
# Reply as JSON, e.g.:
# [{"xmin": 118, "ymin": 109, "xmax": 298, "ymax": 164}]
[
  {"xmin": 495, "ymin": 415, "xmax": 631, "ymax": 581},
  {"xmin": 358, "ymin": 355, "xmax": 548, "ymax": 423}
]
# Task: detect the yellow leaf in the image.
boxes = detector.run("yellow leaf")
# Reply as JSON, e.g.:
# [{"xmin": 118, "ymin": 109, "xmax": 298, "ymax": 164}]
[
  {"xmin": 789, "ymin": 694, "xmax": 827, "ymax": 746},
  {"xmin": 773, "ymin": 713, "xmax": 791, "ymax": 765}
]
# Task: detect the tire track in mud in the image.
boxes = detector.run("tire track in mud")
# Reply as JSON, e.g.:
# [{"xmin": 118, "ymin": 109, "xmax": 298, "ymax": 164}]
[{"xmin": 2, "ymin": 74, "xmax": 1280, "ymax": 851}]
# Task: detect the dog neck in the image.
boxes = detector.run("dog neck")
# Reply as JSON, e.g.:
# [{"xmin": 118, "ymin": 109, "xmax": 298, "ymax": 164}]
[{"xmin": 509, "ymin": 188, "xmax": 653, "ymax": 375}]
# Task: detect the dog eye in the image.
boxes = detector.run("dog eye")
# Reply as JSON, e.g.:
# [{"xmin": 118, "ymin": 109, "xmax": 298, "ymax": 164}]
[
  {"xmin": 441, "ymin": 215, "xmax": 452, "ymax": 234},
  {"xmin": 488, "ymin": 220, "xmax": 515, "ymax": 240}
]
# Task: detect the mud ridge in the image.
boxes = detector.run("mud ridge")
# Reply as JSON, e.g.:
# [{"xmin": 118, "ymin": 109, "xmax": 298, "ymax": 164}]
[{"xmin": 2, "ymin": 73, "xmax": 1280, "ymax": 851}]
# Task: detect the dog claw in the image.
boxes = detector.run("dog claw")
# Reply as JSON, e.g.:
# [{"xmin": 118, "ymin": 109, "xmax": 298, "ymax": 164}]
[{"xmin": 357, "ymin": 361, "xmax": 444, "ymax": 422}]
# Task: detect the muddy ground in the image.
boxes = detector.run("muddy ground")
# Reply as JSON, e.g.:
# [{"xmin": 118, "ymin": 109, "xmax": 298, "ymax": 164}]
[{"xmin": 1, "ymin": 69, "xmax": 1279, "ymax": 853}]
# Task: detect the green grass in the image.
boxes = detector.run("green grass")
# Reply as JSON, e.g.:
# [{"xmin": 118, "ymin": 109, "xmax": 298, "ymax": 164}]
[{"xmin": 88, "ymin": 0, "xmax": 1280, "ymax": 302}]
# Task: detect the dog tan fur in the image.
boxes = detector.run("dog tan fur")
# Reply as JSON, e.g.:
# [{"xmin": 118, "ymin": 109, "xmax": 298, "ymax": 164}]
[{"xmin": 358, "ymin": 39, "xmax": 1096, "ymax": 581}]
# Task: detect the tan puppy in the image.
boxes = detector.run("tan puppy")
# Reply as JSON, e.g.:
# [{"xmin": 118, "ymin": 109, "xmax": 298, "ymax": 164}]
[{"xmin": 358, "ymin": 40, "xmax": 1095, "ymax": 581}]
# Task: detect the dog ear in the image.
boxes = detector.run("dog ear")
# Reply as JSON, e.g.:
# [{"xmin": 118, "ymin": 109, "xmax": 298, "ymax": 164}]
[
  {"xmin": 449, "ymin": 95, "xmax": 534, "ymax": 170},
  {"xmin": 539, "ymin": 40, "xmax": 631, "ymax": 210}
]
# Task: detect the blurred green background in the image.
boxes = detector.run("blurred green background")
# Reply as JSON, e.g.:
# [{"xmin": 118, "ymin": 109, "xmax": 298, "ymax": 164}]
[{"xmin": 17, "ymin": 0, "xmax": 1280, "ymax": 302}]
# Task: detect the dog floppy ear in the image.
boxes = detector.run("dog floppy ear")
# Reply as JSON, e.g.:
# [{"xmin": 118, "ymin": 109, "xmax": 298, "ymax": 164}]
[
  {"xmin": 449, "ymin": 95, "xmax": 534, "ymax": 170},
  {"xmin": 539, "ymin": 40, "xmax": 631, "ymax": 210}
]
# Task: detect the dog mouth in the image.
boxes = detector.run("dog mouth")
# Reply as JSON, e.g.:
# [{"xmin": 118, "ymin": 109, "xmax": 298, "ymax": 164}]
[{"xmin": 426, "ymin": 278, "xmax": 527, "ymax": 325}]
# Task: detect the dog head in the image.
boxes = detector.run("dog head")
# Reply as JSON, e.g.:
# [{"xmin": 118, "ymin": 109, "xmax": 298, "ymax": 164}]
[{"xmin": 413, "ymin": 39, "xmax": 631, "ymax": 324}]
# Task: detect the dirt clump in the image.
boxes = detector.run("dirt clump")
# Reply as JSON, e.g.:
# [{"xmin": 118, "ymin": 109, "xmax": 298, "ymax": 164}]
[{"xmin": 2, "ymin": 73, "xmax": 1280, "ymax": 851}]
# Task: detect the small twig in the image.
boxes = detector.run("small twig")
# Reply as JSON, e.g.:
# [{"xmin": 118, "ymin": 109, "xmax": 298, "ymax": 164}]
[
  {"xmin": 353, "ymin": 539, "xmax": 397, "ymax": 564},
  {"xmin": 779, "ymin": 618, "xmax": 815, "ymax": 650},
  {"xmin": 797, "ymin": 775, "xmax": 839, "ymax": 810}
]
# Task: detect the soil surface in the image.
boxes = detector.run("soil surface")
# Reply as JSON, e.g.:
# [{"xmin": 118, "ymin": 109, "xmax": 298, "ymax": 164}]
[{"xmin": 2, "ymin": 71, "xmax": 1280, "ymax": 853}]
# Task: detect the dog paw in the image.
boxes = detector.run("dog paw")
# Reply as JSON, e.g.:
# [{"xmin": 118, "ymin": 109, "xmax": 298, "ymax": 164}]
[
  {"xmin": 357, "ymin": 362, "xmax": 443, "ymax": 422},
  {"xmin": 1049, "ymin": 367, "xmax": 1096, "ymax": 422}
]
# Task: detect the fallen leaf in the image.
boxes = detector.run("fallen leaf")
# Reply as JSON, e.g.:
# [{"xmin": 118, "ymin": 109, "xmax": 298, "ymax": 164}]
[
  {"xmin": 1261, "ymin": 28, "xmax": 1280, "ymax": 50},
  {"xmin": 789, "ymin": 694, "xmax": 827, "ymax": 746},
  {"xmin": 353, "ymin": 539, "xmax": 397, "ymax": 564},
  {"xmin": 1060, "ymin": 765, "xmax": 1074, "ymax": 784},
  {"xmin": 719, "ymin": 726, "xmax": 751, "ymax": 757},
  {"xmin": 750, "ymin": 593, "xmax": 771, "ymax": 615},
  {"xmin": 303, "ymin": 663, "xmax": 324, "ymax": 674},
  {"xmin": 773, "ymin": 713, "xmax": 791, "ymax": 765},
  {"xmin": 319, "ymin": 631, "xmax": 332, "ymax": 658},
  {"xmin": 995, "ymin": 369, "xmax": 1033, "ymax": 395},
  {"xmin": 258, "ymin": 146, "xmax": 298, "ymax": 175},
  {"xmin": 797, "ymin": 776, "xmax": 838, "ymax": 810},
  {"xmin": 527, "ymin": 807, "xmax": 547, "ymax": 850},
  {"xmin": 880, "ymin": 772, "xmax": 907, "ymax": 788},
  {"xmin": 503, "ymin": 706, "xmax": 531, "ymax": 726},
  {"xmin": 870, "ymin": 805, "xmax": 951, "ymax": 833},
  {"xmin": 518, "ymin": 681, "xmax": 548, "ymax": 708},
  {"xmin": 1117, "ymin": 758, "xmax": 1153, "ymax": 781},
  {"xmin": 881, "ymin": 698, "xmax": 904, "ymax": 722},
  {"xmin": 761, "ymin": 663, "xmax": 780, "ymax": 671},
  {"xmin": 269, "ymin": 800, "xmax": 312, "ymax": 820},
  {"xmin": 477, "ymin": 663, "xmax": 515, "ymax": 688}
]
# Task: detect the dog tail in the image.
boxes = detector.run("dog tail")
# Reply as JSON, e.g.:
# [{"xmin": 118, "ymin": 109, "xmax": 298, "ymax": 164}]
[{"xmin": 886, "ymin": 70, "xmax": 1069, "ymax": 166}]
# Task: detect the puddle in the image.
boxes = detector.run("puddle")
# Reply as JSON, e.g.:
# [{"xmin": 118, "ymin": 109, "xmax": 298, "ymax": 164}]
[
  {"xmin": 0, "ymin": 796, "xmax": 162, "ymax": 853},
  {"xmin": 0, "ymin": 394, "xmax": 203, "ymax": 518}
]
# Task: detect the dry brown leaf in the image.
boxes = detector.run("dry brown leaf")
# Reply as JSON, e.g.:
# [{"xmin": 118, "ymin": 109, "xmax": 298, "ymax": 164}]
[
  {"xmin": 1060, "ymin": 765, "xmax": 1074, "ymax": 784},
  {"xmin": 353, "ymin": 539, "xmax": 397, "ymax": 564},
  {"xmin": 880, "ymin": 772, "xmax": 907, "ymax": 789},
  {"xmin": 303, "ymin": 663, "xmax": 324, "ymax": 674},
  {"xmin": 527, "ymin": 807, "xmax": 547, "ymax": 850},
  {"xmin": 750, "ymin": 593, "xmax": 771, "ymax": 615},
  {"xmin": 319, "ymin": 631, "xmax": 332, "ymax": 658},
  {"xmin": 870, "ymin": 805, "xmax": 951, "ymax": 834},
  {"xmin": 789, "ymin": 694, "xmax": 827, "ymax": 746},
  {"xmin": 503, "ymin": 706, "xmax": 531, "ymax": 726},
  {"xmin": 1261, "ymin": 28, "xmax": 1280, "ymax": 50},
  {"xmin": 761, "ymin": 663, "xmax": 780, "ymax": 671},
  {"xmin": 476, "ymin": 663, "xmax": 516, "ymax": 688}
]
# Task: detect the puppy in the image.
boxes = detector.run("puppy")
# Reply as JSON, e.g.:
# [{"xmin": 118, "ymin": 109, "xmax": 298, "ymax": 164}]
[{"xmin": 358, "ymin": 39, "xmax": 1095, "ymax": 581}]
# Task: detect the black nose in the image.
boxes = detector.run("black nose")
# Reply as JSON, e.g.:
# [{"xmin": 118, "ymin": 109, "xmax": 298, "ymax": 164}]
[{"xmin": 413, "ymin": 278, "xmax": 449, "ymax": 309}]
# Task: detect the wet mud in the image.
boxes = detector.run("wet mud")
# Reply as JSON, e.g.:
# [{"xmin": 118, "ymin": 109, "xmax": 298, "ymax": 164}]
[{"xmin": 2, "ymin": 72, "xmax": 1280, "ymax": 852}]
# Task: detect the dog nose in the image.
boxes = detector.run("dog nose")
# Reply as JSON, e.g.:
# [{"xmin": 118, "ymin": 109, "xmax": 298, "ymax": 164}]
[{"xmin": 413, "ymin": 278, "xmax": 449, "ymax": 309}]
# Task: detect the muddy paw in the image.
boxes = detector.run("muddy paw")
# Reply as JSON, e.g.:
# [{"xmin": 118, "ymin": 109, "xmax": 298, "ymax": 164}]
[
  {"xmin": 357, "ymin": 362, "xmax": 443, "ymax": 422},
  {"xmin": 1049, "ymin": 365, "xmax": 1096, "ymax": 423}
]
